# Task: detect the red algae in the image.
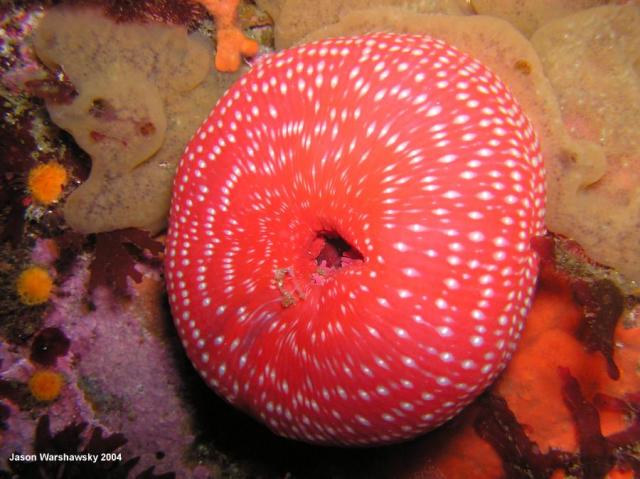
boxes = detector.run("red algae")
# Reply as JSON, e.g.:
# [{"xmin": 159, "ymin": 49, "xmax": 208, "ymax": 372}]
[
  {"xmin": 572, "ymin": 279, "xmax": 624, "ymax": 380},
  {"xmin": 560, "ymin": 368, "xmax": 640, "ymax": 478},
  {"xmin": 30, "ymin": 327, "xmax": 70, "ymax": 366},
  {"xmin": 59, "ymin": 0, "xmax": 207, "ymax": 29},
  {"xmin": 25, "ymin": 76, "xmax": 77, "ymax": 104},
  {"xmin": 474, "ymin": 393, "xmax": 570, "ymax": 478},
  {"xmin": 380, "ymin": 253, "xmax": 640, "ymax": 478},
  {"xmin": 88, "ymin": 228, "xmax": 163, "ymax": 299}
]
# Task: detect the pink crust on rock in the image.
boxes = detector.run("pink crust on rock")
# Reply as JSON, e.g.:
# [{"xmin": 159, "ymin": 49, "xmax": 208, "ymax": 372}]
[{"xmin": 165, "ymin": 33, "xmax": 546, "ymax": 446}]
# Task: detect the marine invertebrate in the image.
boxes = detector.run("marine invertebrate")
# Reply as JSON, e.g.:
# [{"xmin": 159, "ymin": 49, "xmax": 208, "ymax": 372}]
[
  {"xmin": 0, "ymin": 66, "xmax": 86, "ymax": 244},
  {"xmin": 196, "ymin": 0, "xmax": 259, "ymax": 72},
  {"xmin": 27, "ymin": 161, "xmax": 68, "ymax": 204},
  {"xmin": 254, "ymin": 0, "xmax": 471, "ymax": 49},
  {"xmin": 166, "ymin": 32, "xmax": 545, "ymax": 445},
  {"xmin": 28, "ymin": 369, "xmax": 64, "ymax": 402},
  {"xmin": 32, "ymin": 6, "xmax": 236, "ymax": 234},
  {"xmin": 16, "ymin": 265, "xmax": 53, "ymax": 305},
  {"xmin": 392, "ymin": 255, "xmax": 640, "ymax": 478},
  {"xmin": 302, "ymin": 6, "xmax": 640, "ymax": 283},
  {"xmin": 470, "ymin": 0, "xmax": 610, "ymax": 37},
  {"xmin": 531, "ymin": 5, "xmax": 640, "ymax": 282}
]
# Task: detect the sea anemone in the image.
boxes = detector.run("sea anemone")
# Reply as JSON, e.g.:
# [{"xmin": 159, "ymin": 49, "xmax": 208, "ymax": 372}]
[{"xmin": 165, "ymin": 32, "xmax": 545, "ymax": 446}]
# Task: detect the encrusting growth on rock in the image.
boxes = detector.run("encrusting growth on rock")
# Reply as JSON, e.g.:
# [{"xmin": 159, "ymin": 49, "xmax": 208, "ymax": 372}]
[
  {"xmin": 16, "ymin": 266, "xmax": 54, "ymax": 305},
  {"xmin": 196, "ymin": 0, "xmax": 259, "ymax": 72},
  {"xmin": 28, "ymin": 369, "xmax": 64, "ymax": 402},
  {"xmin": 27, "ymin": 161, "xmax": 68, "ymax": 204},
  {"xmin": 32, "ymin": 6, "xmax": 239, "ymax": 234}
]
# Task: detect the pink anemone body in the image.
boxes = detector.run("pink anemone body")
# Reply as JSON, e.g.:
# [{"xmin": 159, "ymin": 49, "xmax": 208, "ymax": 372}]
[{"xmin": 165, "ymin": 33, "xmax": 545, "ymax": 446}]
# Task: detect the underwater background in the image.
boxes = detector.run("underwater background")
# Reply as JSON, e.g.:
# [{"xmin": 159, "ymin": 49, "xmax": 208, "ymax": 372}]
[{"xmin": 1, "ymin": 1, "xmax": 639, "ymax": 478}]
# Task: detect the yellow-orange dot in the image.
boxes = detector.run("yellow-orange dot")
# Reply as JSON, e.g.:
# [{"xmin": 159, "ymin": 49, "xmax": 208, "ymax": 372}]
[
  {"xmin": 27, "ymin": 162, "xmax": 68, "ymax": 204},
  {"xmin": 28, "ymin": 369, "xmax": 64, "ymax": 402},
  {"xmin": 16, "ymin": 266, "xmax": 53, "ymax": 305}
]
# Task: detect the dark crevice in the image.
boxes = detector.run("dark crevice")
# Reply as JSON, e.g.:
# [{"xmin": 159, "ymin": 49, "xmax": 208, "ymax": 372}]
[{"xmin": 315, "ymin": 230, "xmax": 364, "ymax": 268}]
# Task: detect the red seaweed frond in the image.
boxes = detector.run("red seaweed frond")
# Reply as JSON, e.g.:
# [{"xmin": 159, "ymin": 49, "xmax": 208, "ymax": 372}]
[
  {"xmin": 25, "ymin": 76, "xmax": 78, "ymax": 105},
  {"xmin": 594, "ymin": 393, "xmax": 640, "ymax": 474},
  {"xmin": 53, "ymin": 229, "xmax": 88, "ymax": 279},
  {"xmin": 475, "ymin": 371, "xmax": 640, "ymax": 479},
  {"xmin": 1, "ymin": 414, "xmax": 133, "ymax": 478},
  {"xmin": 572, "ymin": 279, "xmax": 624, "ymax": 380},
  {"xmin": 474, "ymin": 393, "xmax": 570, "ymax": 478},
  {"xmin": 530, "ymin": 233, "xmax": 556, "ymax": 269},
  {"xmin": 0, "ymin": 414, "xmax": 176, "ymax": 478},
  {"xmin": 559, "ymin": 367, "xmax": 640, "ymax": 478},
  {"xmin": 88, "ymin": 228, "xmax": 163, "ymax": 298},
  {"xmin": 55, "ymin": 0, "xmax": 208, "ymax": 30},
  {"xmin": 559, "ymin": 367, "xmax": 614, "ymax": 478}
]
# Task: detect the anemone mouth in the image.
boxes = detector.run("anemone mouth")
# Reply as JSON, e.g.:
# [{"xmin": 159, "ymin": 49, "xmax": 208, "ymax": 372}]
[{"xmin": 314, "ymin": 230, "xmax": 364, "ymax": 268}]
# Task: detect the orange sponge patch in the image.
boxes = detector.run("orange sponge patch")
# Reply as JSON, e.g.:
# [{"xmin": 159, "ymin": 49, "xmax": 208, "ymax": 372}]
[
  {"xmin": 196, "ymin": 0, "xmax": 259, "ymax": 72},
  {"xmin": 27, "ymin": 162, "xmax": 68, "ymax": 204},
  {"xmin": 28, "ymin": 369, "xmax": 64, "ymax": 402},
  {"xmin": 391, "ymin": 263, "xmax": 640, "ymax": 477},
  {"xmin": 16, "ymin": 266, "xmax": 54, "ymax": 305}
]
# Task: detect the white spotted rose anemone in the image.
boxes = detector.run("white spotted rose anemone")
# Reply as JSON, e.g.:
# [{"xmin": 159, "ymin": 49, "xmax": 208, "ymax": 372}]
[{"xmin": 165, "ymin": 33, "xmax": 546, "ymax": 446}]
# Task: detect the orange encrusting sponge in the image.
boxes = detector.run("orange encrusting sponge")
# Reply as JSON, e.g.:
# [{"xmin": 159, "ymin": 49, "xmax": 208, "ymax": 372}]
[
  {"xmin": 16, "ymin": 266, "xmax": 54, "ymax": 305},
  {"xmin": 28, "ymin": 369, "xmax": 64, "ymax": 402},
  {"xmin": 27, "ymin": 162, "xmax": 68, "ymax": 204},
  {"xmin": 388, "ymin": 264, "xmax": 640, "ymax": 478},
  {"xmin": 196, "ymin": 0, "xmax": 259, "ymax": 72},
  {"xmin": 496, "ymin": 266, "xmax": 640, "ymax": 453}
]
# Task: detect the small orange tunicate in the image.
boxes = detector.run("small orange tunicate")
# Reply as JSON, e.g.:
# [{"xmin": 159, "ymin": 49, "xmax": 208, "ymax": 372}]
[
  {"xmin": 28, "ymin": 369, "xmax": 64, "ymax": 402},
  {"xmin": 16, "ymin": 266, "xmax": 53, "ymax": 305},
  {"xmin": 27, "ymin": 162, "xmax": 68, "ymax": 204}
]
